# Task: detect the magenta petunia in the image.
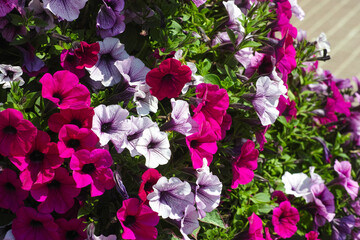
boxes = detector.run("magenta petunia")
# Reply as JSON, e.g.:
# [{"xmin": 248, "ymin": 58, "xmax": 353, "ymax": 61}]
[
  {"xmin": 185, "ymin": 121, "xmax": 218, "ymax": 169},
  {"xmin": 57, "ymin": 124, "xmax": 99, "ymax": 158},
  {"xmin": 9, "ymin": 130, "xmax": 63, "ymax": 190},
  {"xmin": 272, "ymin": 201, "xmax": 299, "ymax": 238},
  {"xmin": 40, "ymin": 70, "xmax": 91, "ymax": 109},
  {"xmin": 55, "ymin": 218, "xmax": 87, "ymax": 240},
  {"xmin": 30, "ymin": 167, "xmax": 81, "ymax": 214},
  {"xmin": 146, "ymin": 58, "xmax": 191, "ymax": 100},
  {"xmin": 117, "ymin": 198, "xmax": 159, "ymax": 240},
  {"xmin": 138, "ymin": 169, "xmax": 162, "ymax": 204},
  {"xmin": 0, "ymin": 169, "xmax": 28, "ymax": 213},
  {"xmin": 334, "ymin": 160, "xmax": 359, "ymax": 200},
  {"xmin": 231, "ymin": 140, "xmax": 259, "ymax": 188},
  {"xmin": 0, "ymin": 108, "xmax": 37, "ymax": 157},
  {"xmin": 48, "ymin": 107, "xmax": 94, "ymax": 133},
  {"xmin": 248, "ymin": 213, "xmax": 265, "ymax": 240},
  {"xmin": 192, "ymin": 83, "xmax": 229, "ymax": 140},
  {"xmin": 70, "ymin": 149, "xmax": 115, "ymax": 197},
  {"xmin": 305, "ymin": 231, "xmax": 320, "ymax": 240},
  {"xmin": 12, "ymin": 207, "xmax": 60, "ymax": 240}
]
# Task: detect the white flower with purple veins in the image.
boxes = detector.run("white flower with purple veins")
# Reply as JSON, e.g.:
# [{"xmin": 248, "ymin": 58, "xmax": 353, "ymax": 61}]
[
  {"xmin": 114, "ymin": 56, "xmax": 150, "ymax": 86},
  {"xmin": 252, "ymin": 76, "xmax": 284, "ymax": 126},
  {"xmin": 0, "ymin": 64, "xmax": 24, "ymax": 89},
  {"xmin": 282, "ymin": 171, "xmax": 313, "ymax": 200},
  {"xmin": 113, "ymin": 116, "xmax": 157, "ymax": 155},
  {"xmin": 135, "ymin": 127, "xmax": 171, "ymax": 168},
  {"xmin": 289, "ymin": 0, "xmax": 305, "ymax": 21},
  {"xmin": 148, "ymin": 177, "xmax": 195, "ymax": 220},
  {"xmin": 182, "ymin": 62, "xmax": 204, "ymax": 94},
  {"xmin": 195, "ymin": 160, "xmax": 222, "ymax": 218},
  {"xmin": 92, "ymin": 104, "xmax": 131, "ymax": 146},
  {"xmin": 316, "ymin": 32, "xmax": 331, "ymax": 56},
  {"xmin": 223, "ymin": 0, "xmax": 245, "ymax": 33},
  {"xmin": 180, "ymin": 205, "xmax": 200, "ymax": 240},
  {"xmin": 87, "ymin": 37, "xmax": 129, "ymax": 87},
  {"xmin": 134, "ymin": 83, "xmax": 158, "ymax": 116},
  {"xmin": 161, "ymin": 99, "xmax": 198, "ymax": 136},
  {"xmin": 43, "ymin": 0, "xmax": 88, "ymax": 21}
]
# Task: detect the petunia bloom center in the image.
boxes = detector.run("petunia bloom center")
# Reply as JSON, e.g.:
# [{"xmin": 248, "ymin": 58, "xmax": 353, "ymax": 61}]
[
  {"xmin": 67, "ymin": 139, "xmax": 81, "ymax": 149},
  {"xmin": 123, "ymin": 215, "xmax": 136, "ymax": 227},
  {"xmin": 53, "ymin": 92, "xmax": 64, "ymax": 104},
  {"xmin": 190, "ymin": 140, "xmax": 199, "ymax": 149},
  {"xmin": 144, "ymin": 181, "xmax": 154, "ymax": 192},
  {"xmin": 101, "ymin": 122, "xmax": 113, "ymax": 133},
  {"xmin": 47, "ymin": 180, "xmax": 61, "ymax": 190},
  {"xmin": 5, "ymin": 182, "xmax": 16, "ymax": 191},
  {"xmin": 6, "ymin": 70, "xmax": 14, "ymax": 79},
  {"xmin": 3, "ymin": 125, "xmax": 17, "ymax": 135},
  {"xmin": 70, "ymin": 119, "xmax": 83, "ymax": 128},
  {"xmin": 29, "ymin": 150, "xmax": 45, "ymax": 163},
  {"xmin": 30, "ymin": 220, "xmax": 43, "ymax": 228},
  {"xmin": 82, "ymin": 163, "xmax": 96, "ymax": 174},
  {"xmin": 65, "ymin": 230, "xmax": 79, "ymax": 240},
  {"xmin": 162, "ymin": 74, "xmax": 174, "ymax": 83}
]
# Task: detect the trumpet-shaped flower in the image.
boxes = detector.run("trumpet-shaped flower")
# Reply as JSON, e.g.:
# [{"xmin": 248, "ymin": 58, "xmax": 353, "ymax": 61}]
[
  {"xmin": 272, "ymin": 201, "xmax": 299, "ymax": 238},
  {"xmin": 43, "ymin": 0, "xmax": 88, "ymax": 21}
]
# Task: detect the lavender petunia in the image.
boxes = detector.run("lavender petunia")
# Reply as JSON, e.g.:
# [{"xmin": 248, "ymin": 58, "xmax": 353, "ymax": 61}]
[
  {"xmin": 135, "ymin": 127, "xmax": 171, "ymax": 168},
  {"xmin": 312, "ymin": 183, "xmax": 335, "ymax": 227},
  {"xmin": 113, "ymin": 116, "xmax": 157, "ymax": 155},
  {"xmin": 17, "ymin": 44, "xmax": 46, "ymax": 75},
  {"xmin": 134, "ymin": 83, "xmax": 158, "ymax": 116},
  {"xmin": 0, "ymin": 0, "xmax": 16, "ymax": 17},
  {"xmin": 103, "ymin": 0, "xmax": 124, "ymax": 13},
  {"xmin": 28, "ymin": 0, "xmax": 55, "ymax": 31},
  {"xmin": 96, "ymin": 3, "xmax": 125, "ymax": 39},
  {"xmin": 161, "ymin": 99, "xmax": 198, "ymax": 136},
  {"xmin": 334, "ymin": 160, "xmax": 359, "ymax": 200},
  {"xmin": 43, "ymin": 0, "xmax": 88, "ymax": 21},
  {"xmin": 114, "ymin": 56, "xmax": 150, "ymax": 86},
  {"xmin": 87, "ymin": 37, "xmax": 129, "ymax": 87},
  {"xmin": 0, "ymin": 64, "xmax": 24, "ymax": 89},
  {"xmin": 180, "ymin": 205, "xmax": 200, "ymax": 240},
  {"xmin": 288, "ymin": 0, "xmax": 305, "ymax": 21},
  {"xmin": 147, "ymin": 176, "xmax": 195, "ymax": 220},
  {"xmin": 92, "ymin": 104, "xmax": 131, "ymax": 146},
  {"xmin": 331, "ymin": 215, "xmax": 355, "ymax": 240}
]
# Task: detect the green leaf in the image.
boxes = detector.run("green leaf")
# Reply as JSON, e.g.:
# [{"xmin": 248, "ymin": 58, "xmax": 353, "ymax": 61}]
[
  {"xmin": 199, "ymin": 210, "xmax": 226, "ymax": 229},
  {"xmin": 9, "ymin": 14, "xmax": 24, "ymax": 26},
  {"xmin": 226, "ymin": 27, "xmax": 237, "ymax": 47},
  {"xmin": 204, "ymin": 74, "xmax": 221, "ymax": 86},
  {"xmin": 240, "ymin": 41, "xmax": 262, "ymax": 49},
  {"xmin": 251, "ymin": 192, "xmax": 270, "ymax": 204}
]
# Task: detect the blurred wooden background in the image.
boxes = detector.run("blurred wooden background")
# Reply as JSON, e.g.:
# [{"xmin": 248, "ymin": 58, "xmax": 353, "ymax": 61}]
[{"xmin": 292, "ymin": 0, "xmax": 360, "ymax": 79}]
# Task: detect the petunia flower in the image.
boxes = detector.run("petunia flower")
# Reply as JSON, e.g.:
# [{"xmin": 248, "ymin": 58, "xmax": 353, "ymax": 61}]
[
  {"xmin": 138, "ymin": 169, "xmax": 162, "ymax": 204},
  {"xmin": 28, "ymin": 0, "xmax": 55, "ymax": 31},
  {"xmin": 333, "ymin": 160, "xmax": 359, "ymax": 200},
  {"xmin": 181, "ymin": 61, "xmax": 204, "ymax": 94},
  {"xmin": 180, "ymin": 205, "xmax": 200, "ymax": 240},
  {"xmin": 146, "ymin": 58, "xmax": 192, "ymax": 100},
  {"xmin": 0, "ymin": 169, "xmax": 28, "ymax": 213},
  {"xmin": 248, "ymin": 213, "xmax": 265, "ymax": 240},
  {"xmin": 191, "ymin": 0, "xmax": 206, "ymax": 7},
  {"xmin": 48, "ymin": 108, "xmax": 94, "ymax": 133},
  {"xmin": 0, "ymin": 108, "xmax": 37, "ymax": 157},
  {"xmin": 0, "ymin": 64, "xmax": 24, "ymax": 89},
  {"xmin": 30, "ymin": 167, "xmax": 81, "ymax": 214},
  {"xmin": 147, "ymin": 176, "xmax": 195, "ymax": 220},
  {"xmin": 0, "ymin": 0, "xmax": 16, "ymax": 17},
  {"xmin": 134, "ymin": 83, "xmax": 159, "ymax": 116},
  {"xmin": 40, "ymin": 70, "xmax": 91, "ymax": 109},
  {"xmin": 282, "ymin": 171, "xmax": 312, "ymax": 200},
  {"xmin": 272, "ymin": 201, "xmax": 299, "ymax": 238},
  {"xmin": 55, "ymin": 218, "xmax": 87, "ymax": 240},
  {"xmin": 161, "ymin": 99, "xmax": 198, "ymax": 136},
  {"xmin": 87, "ymin": 37, "xmax": 129, "ymax": 87},
  {"xmin": 70, "ymin": 149, "xmax": 115, "ymax": 197},
  {"xmin": 305, "ymin": 231, "xmax": 320, "ymax": 240},
  {"xmin": 12, "ymin": 207, "xmax": 60, "ymax": 240},
  {"xmin": 135, "ymin": 127, "xmax": 171, "ymax": 168},
  {"xmin": 231, "ymin": 140, "xmax": 259, "ymax": 188},
  {"xmin": 331, "ymin": 215, "xmax": 355, "ymax": 240},
  {"xmin": 57, "ymin": 125, "xmax": 99, "ymax": 158},
  {"xmin": 311, "ymin": 183, "xmax": 335, "ymax": 227},
  {"xmin": 16, "ymin": 44, "xmax": 47, "ymax": 77},
  {"xmin": 114, "ymin": 56, "xmax": 150, "ymax": 86},
  {"xmin": 91, "ymin": 104, "xmax": 130, "ymax": 146},
  {"xmin": 271, "ymin": 190, "xmax": 288, "ymax": 204},
  {"xmin": 117, "ymin": 198, "xmax": 159, "ymax": 240},
  {"xmin": 43, "ymin": 0, "xmax": 88, "ymax": 21},
  {"xmin": 96, "ymin": 3, "xmax": 125, "ymax": 38},
  {"xmin": 288, "ymin": 0, "xmax": 305, "ymax": 21}
]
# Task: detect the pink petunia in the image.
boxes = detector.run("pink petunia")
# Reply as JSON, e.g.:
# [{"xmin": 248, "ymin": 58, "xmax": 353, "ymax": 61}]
[
  {"xmin": 0, "ymin": 169, "xmax": 28, "ymax": 213},
  {"xmin": 30, "ymin": 167, "xmax": 81, "ymax": 214},
  {"xmin": 146, "ymin": 58, "xmax": 191, "ymax": 100},
  {"xmin": 0, "ymin": 108, "xmax": 37, "ymax": 157},
  {"xmin": 305, "ymin": 231, "xmax": 320, "ymax": 240},
  {"xmin": 55, "ymin": 218, "xmax": 87, "ymax": 240},
  {"xmin": 334, "ymin": 160, "xmax": 359, "ymax": 200},
  {"xmin": 70, "ymin": 149, "xmax": 115, "ymax": 197},
  {"xmin": 272, "ymin": 201, "xmax": 299, "ymax": 238},
  {"xmin": 57, "ymin": 125, "xmax": 99, "ymax": 158},
  {"xmin": 186, "ymin": 121, "xmax": 218, "ymax": 169},
  {"xmin": 248, "ymin": 212, "xmax": 265, "ymax": 240},
  {"xmin": 40, "ymin": 70, "xmax": 91, "ymax": 109},
  {"xmin": 231, "ymin": 140, "xmax": 259, "ymax": 188},
  {"xmin": 12, "ymin": 207, "xmax": 60, "ymax": 240},
  {"xmin": 138, "ymin": 169, "xmax": 162, "ymax": 204},
  {"xmin": 9, "ymin": 130, "xmax": 63, "ymax": 190},
  {"xmin": 117, "ymin": 198, "xmax": 159, "ymax": 240},
  {"xmin": 48, "ymin": 107, "xmax": 94, "ymax": 133},
  {"xmin": 192, "ymin": 83, "xmax": 229, "ymax": 140}
]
